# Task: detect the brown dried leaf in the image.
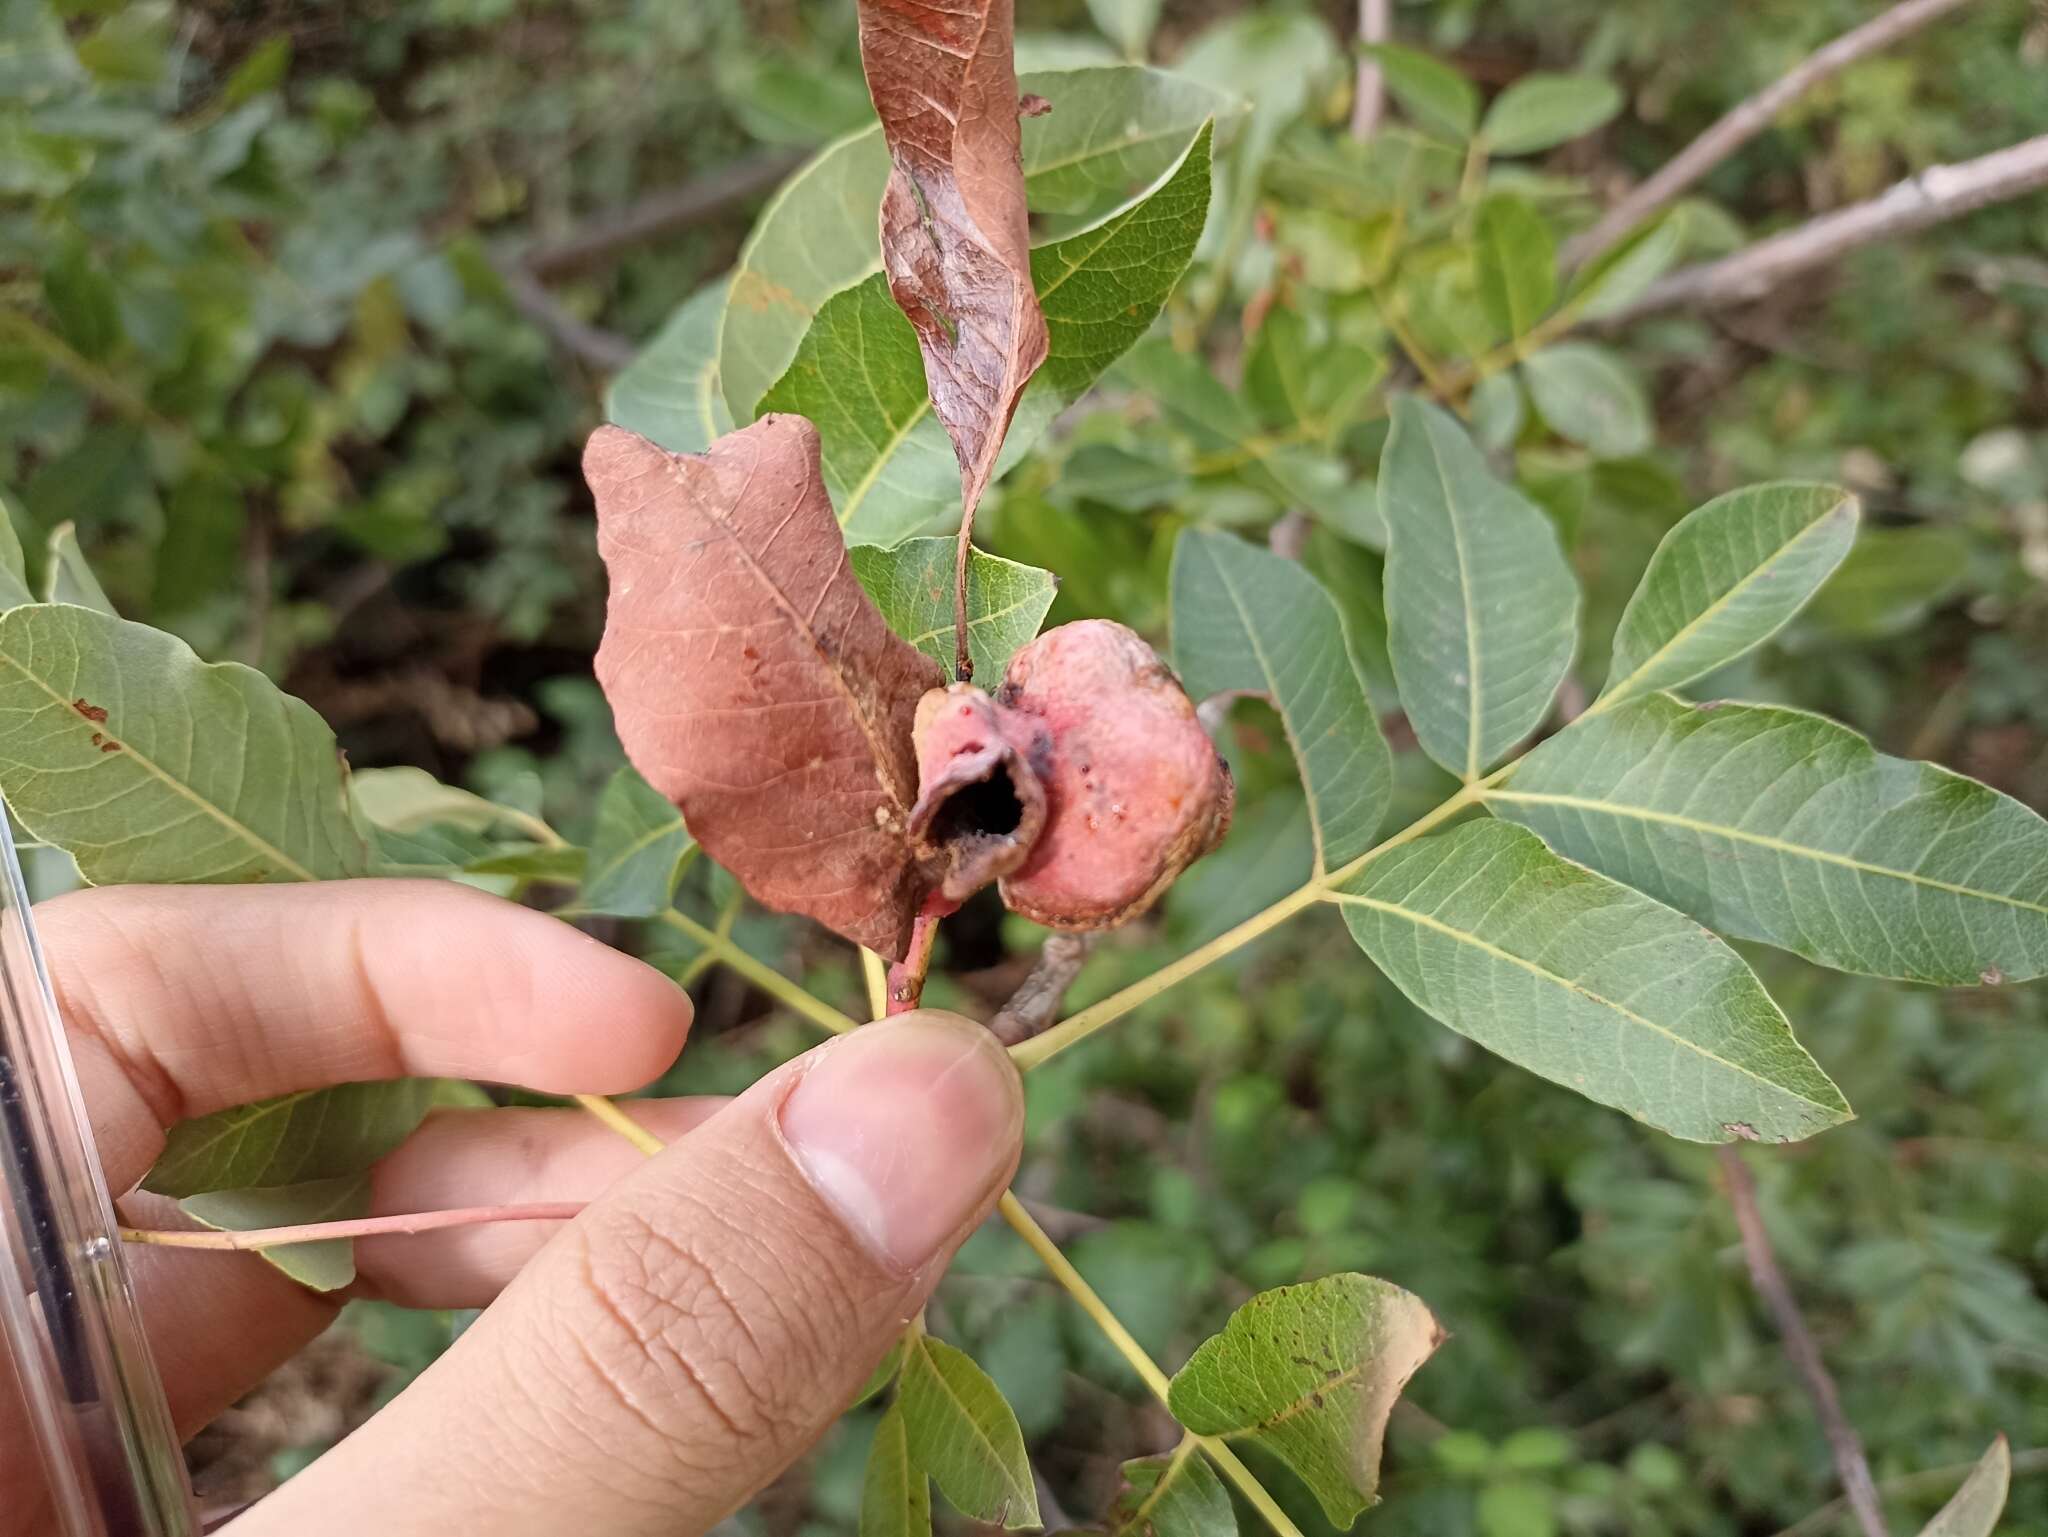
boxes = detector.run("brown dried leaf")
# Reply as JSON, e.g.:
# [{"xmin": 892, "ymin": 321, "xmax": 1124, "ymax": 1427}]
[
  {"xmin": 857, "ymin": 0, "xmax": 1049, "ymax": 517},
  {"xmin": 588, "ymin": 416, "xmax": 943, "ymax": 959}
]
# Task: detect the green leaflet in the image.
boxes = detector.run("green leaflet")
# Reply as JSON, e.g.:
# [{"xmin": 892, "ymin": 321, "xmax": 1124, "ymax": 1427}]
[
  {"xmin": 1107, "ymin": 1445, "xmax": 1235, "ymax": 1537},
  {"xmin": 1490, "ymin": 693, "xmax": 2048, "ymax": 985},
  {"xmin": 605, "ymin": 279, "xmax": 734, "ymax": 454},
  {"xmin": 580, "ymin": 764, "xmax": 695, "ymax": 918},
  {"xmin": 1917, "ymin": 1437, "xmax": 2011, "ymax": 1537},
  {"xmin": 860, "ymin": 1403, "xmax": 933, "ymax": 1537},
  {"xmin": 898, "ymin": 1334, "xmax": 1040, "ymax": 1529},
  {"xmin": 1802, "ymin": 523, "xmax": 1972, "ymax": 641},
  {"xmin": 0, "ymin": 494, "xmax": 31, "ymax": 608},
  {"xmin": 1336, "ymin": 818, "xmax": 1851, "ymax": 1143},
  {"xmin": 1167, "ymin": 1273, "xmax": 1443, "ymax": 1527},
  {"xmin": 1596, "ymin": 481, "xmax": 1859, "ymax": 710},
  {"xmin": 181, "ymin": 1173, "xmax": 369, "ymax": 1291},
  {"xmin": 760, "ymin": 120, "xmax": 1213, "ymax": 544},
  {"xmin": 718, "ymin": 66, "xmax": 1233, "ymax": 425},
  {"xmin": 1172, "ymin": 528, "xmax": 1391, "ymax": 873},
  {"xmin": 1521, "ymin": 342, "xmax": 1652, "ymax": 458},
  {"xmin": 0, "ymin": 603, "xmax": 367, "ymax": 883},
  {"xmin": 44, "ymin": 522, "xmax": 114, "ymax": 613},
  {"xmin": 1358, "ymin": 44, "xmax": 1477, "ymax": 141},
  {"xmin": 1479, "ymin": 73, "xmax": 1624, "ymax": 155},
  {"xmin": 1379, "ymin": 395, "xmax": 1578, "ymax": 779},
  {"xmin": 851, "ymin": 538, "xmax": 1057, "ymax": 682},
  {"xmin": 1474, "ymin": 193, "xmax": 1556, "ymax": 341},
  {"xmin": 144, "ymin": 1079, "xmax": 444, "ymax": 1197}
]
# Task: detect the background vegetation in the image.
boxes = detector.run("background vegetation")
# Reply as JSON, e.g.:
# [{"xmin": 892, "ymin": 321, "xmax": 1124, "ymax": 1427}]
[{"xmin": 4, "ymin": 0, "xmax": 2046, "ymax": 1532}]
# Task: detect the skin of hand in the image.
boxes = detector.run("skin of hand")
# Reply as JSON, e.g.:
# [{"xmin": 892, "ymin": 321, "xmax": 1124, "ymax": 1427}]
[{"xmin": 0, "ymin": 880, "xmax": 1024, "ymax": 1537}]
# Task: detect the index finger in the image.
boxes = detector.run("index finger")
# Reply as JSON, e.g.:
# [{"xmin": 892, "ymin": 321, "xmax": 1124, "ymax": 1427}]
[{"xmin": 35, "ymin": 879, "xmax": 694, "ymax": 1189}]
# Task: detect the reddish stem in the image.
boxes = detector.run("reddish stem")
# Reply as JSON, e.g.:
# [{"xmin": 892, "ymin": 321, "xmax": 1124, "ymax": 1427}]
[
  {"xmin": 886, "ymin": 893, "xmax": 959, "ymax": 1014},
  {"xmin": 120, "ymin": 1202, "xmax": 586, "ymax": 1253}
]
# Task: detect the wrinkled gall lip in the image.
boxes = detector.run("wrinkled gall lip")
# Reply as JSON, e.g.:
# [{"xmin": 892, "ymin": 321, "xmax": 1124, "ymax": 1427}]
[
  {"xmin": 907, "ymin": 623, "xmax": 1234, "ymax": 931},
  {"xmin": 907, "ymin": 684, "xmax": 1050, "ymax": 902}
]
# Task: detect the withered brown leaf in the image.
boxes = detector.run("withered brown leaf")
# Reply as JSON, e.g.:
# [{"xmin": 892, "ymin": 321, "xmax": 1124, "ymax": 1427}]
[
  {"xmin": 857, "ymin": 0, "xmax": 1049, "ymax": 518},
  {"xmin": 588, "ymin": 416, "xmax": 943, "ymax": 960}
]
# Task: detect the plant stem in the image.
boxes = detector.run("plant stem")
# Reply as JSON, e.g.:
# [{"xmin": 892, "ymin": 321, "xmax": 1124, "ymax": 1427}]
[
  {"xmin": 1015, "ymin": 774, "xmax": 1499, "ymax": 1071},
  {"xmin": 861, "ymin": 947, "xmax": 890, "ymax": 1021},
  {"xmin": 656, "ymin": 909, "xmax": 858, "ymax": 1035},
  {"xmin": 572, "ymin": 1093, "xmax": 665, "ymax": 1155},
  {"xmin": 998, "ymin": 1191, "xmax": 1173, "ymax": 1399},
  {"xmin": 1718, "ymin": 1146, "xmax": 1889, "ymax": 1537},
  {"xmin": 122, "ymin": 1203, "xmax": 584, "ymax": 1252},
  {"xmin": 886, "ymin": 893, "xmax": 956, "ymax": 1014},
  {"xmin": 953, "ymin": 515, "xmax": 976, "ymax": 682},
  {"xmin": 1607, "ymin": 133, "xmax": 2048, "ymax": 321},
  {"xmin": 1350, "ymin": 0, "xmax": 1390, "ymax": 139},
  {"xmin": 1564, "ymin": 0, "xmax": 1981, "ymax": 269},
  {"xmin": 996, "ymin": 1193, "xmax": 1306, "ymax": 1537}
]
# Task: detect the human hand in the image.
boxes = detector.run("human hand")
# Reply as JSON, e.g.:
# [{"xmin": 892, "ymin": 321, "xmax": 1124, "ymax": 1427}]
[{"xmin": 1, "ymin": 880, "xmax": 1024, "ymax": 1536}]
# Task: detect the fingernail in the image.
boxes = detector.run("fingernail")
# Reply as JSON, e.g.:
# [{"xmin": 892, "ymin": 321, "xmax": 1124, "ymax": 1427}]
[{"xmin": 779, "ymin": 1014, "xmax": 1022, "ymax": 1271}]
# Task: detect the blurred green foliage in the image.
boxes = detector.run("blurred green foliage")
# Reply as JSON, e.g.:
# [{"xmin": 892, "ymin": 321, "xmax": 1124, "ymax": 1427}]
[{"xmin": 5, "ymin": 0, "xmax": 2047, "ymax": 1532}]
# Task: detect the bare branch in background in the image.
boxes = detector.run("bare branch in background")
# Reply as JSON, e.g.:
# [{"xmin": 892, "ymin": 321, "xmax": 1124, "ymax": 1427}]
[
  {"xmin": 1350, "ymin": 0, "xmax": 1391, "ymax": 139},
  {"xmin": 1718, "ymin": 1146, "xmax": 1889, "ymax": 1537},
  {"xmin": 1565, "ymin": 0, "xmax": 1981, "ymax": 269},
  {"xmin": 1605, "ymin": 132, "xmax": 2048, "ymax": 321},
  {"xmin": 490, "ymin": 257, "xmax": 635, "ymax": 372},
  {"xmin": 523, "ymin": 149, "xmax": 806, "ymax": 278}
]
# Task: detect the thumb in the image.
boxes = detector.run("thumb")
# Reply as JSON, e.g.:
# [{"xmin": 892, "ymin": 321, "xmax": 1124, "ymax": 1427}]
[{"xmin": 232, "ymin": 1012, "xmax": 1023, "ymax": 1537}]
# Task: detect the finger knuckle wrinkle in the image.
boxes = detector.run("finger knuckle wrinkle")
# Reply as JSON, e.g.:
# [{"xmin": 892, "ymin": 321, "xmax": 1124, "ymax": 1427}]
[{"xmin": 570, "ymin": 1203, "xmax": 824, "ymax": 1447}]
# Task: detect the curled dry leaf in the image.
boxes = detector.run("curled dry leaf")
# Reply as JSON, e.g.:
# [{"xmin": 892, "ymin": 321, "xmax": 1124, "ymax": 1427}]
[
  {"xmin": 587, "ymin": 416, "xmax": 942, "ymax": 960},
  {"xmin": 996, "ymin": 620, "xmax": 1233, "ymax": 930},
  {"xmin": 856, "ymin": 0, "xmax": 1049, "ymax": 518}
]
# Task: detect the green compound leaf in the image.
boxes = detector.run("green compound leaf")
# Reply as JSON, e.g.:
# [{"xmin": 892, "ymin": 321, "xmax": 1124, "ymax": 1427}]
[
  {"xmin": 898, "ymin": 1334, "xmax": 1040, "ymax": 1529},
  {"xmin": 1598, "ymin": 482, "xmax": 1859, "ymax": 710},
  {"xmin": 144, "ymin": 1079, "xmax": 444, "ymax": 1198},
  {"xmin": 0, "ymin": 604, "xmax": 366, "ymax": 884},
  {"xmin": 1107, "ymin": 1445, "xmax": 1236, "ymax": 1537},
  {"xmin": 1918, "ymin": 1436, "xmax": 2011, "ymax": 1537},
  {"xmin": 851, "ymin": 538, "xmax": 1056, "ymax": 682},
  {"xmin": 718, "ymin": 66, "xmax": 1227, "ymax": 426},
  {"xmin": 1480, "ymin": 73, "xmax": 1624, "ymax": 156},
  {"xmin": 760, "ymin": 119, "xmax": 1212, "ymax": 544},
  {"xmin": 1335, "ymin": 818, "xmax": 1851, "ymax": 1143},
  {"xmin": 861, "ymin": 1403, "xmax": 934, "ymax": 1537},
  {"xmin": 581, "ymin": 763, "xmax": 695, "ymax": 919},
  {"xmin": 1521, "ymin": 342, "xmax": 1652, "ymax": 458},
  {"xmin": 1172, "ymin": 528, "xmax": 1391, "ymax": 874},
  {"xmin": 1474, "ymin": 193, "xmax": 1556, "ymax": 341},
  {"xmin": 1379, "ymin": 395, "xmax": 1578, "ymax": 779},
  {"xmin": 605, "ymin": 278, "xmax": 733, "ymax": 454},
  {"xmin": 181, "ymin": 1173, "xmax": 369, "ymax": 1292},
  {"xmin": 1490, "ymin": 693, "xmax": 2048, "ymax": 986},
  {"xmin": 1167, "ymin": 1273, "xmax": 1444, "ymax": 1527}
]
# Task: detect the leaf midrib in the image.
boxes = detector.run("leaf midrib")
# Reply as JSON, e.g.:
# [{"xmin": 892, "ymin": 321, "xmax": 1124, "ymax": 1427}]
[
  {"xmin": 1484, "ymin": 787, "xmax": 2048, "ymax": 918},
  {"xmin": 1326, "ymin": 888, "xmax": 1843, "ymax": 1109},
  {"xmin": 909, "ymin": 1339, "xmax": 1034, "ymax": 1510},
  {"xmin": 1417, "ymin": 420, "xmax": 1484, "ymax": 780},
  {"xmin": 0, "ymin": 635, "xmax": 320, "ymax": 882}
]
